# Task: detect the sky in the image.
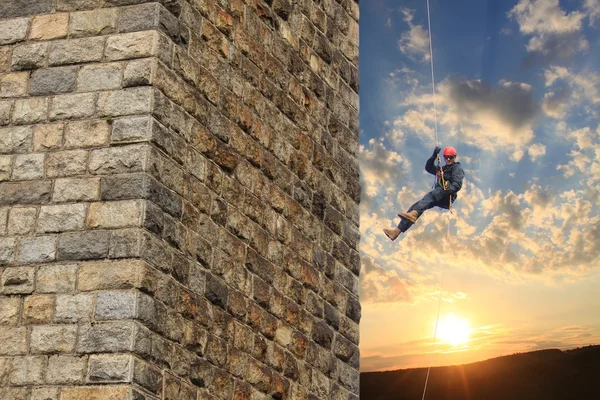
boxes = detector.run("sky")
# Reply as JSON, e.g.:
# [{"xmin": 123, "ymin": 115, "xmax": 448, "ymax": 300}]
[{"xmin": 358, "ymin": 0, "xmax": 600, "ymax": 372}]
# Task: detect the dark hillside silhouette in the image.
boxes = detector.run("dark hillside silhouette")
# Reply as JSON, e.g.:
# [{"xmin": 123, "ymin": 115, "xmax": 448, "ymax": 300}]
[{"xmin": 360, "ymin": 345, "xmax": 600, "ymax": 400}]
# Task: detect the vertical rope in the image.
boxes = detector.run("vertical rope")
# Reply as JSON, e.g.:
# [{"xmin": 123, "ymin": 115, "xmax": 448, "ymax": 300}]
[{"xmin": 422, "ymin": 1, "xmax": 444, "ymax": 399}]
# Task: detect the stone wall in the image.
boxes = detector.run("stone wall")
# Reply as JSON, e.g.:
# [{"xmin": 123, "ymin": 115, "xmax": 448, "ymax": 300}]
[{"xmin": 0, "ymin": 0, "xmax": 360, "ymax": 399}]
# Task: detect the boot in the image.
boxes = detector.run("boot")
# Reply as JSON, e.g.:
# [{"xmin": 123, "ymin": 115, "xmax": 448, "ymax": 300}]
[
  {"xmin": 398, "ymin": 210, "xmax": 419, "ymax": 224},
  {"xmin": 383, "ymin": 228, "xmax": 401, "ymax": 241}
]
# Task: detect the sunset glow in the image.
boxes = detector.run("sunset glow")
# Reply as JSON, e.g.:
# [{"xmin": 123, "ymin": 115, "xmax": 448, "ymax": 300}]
[{"xmin": 436, "ymin": 314, "xmax": 472, "ymax": 346}]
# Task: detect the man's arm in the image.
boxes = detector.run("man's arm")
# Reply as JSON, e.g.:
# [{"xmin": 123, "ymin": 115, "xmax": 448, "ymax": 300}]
[{"xmin": 425, "ymin": 147, "xmax": 441, "ymax": 175}]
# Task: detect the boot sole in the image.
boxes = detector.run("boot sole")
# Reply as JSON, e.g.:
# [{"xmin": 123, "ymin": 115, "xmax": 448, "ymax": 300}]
[{"xmin": 383, "ymin": 230, "xmax": 399, "ymax": 241}]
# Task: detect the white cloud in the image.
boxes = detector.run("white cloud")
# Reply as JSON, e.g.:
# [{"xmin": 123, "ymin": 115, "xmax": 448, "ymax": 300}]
[
  {"xmin": 361, "ymin": 256, "xmax": 413, "ymax": 303},
  {"xmin": 528, "ymin": 143, "xmax": 547, "ymax": 161},
  {"xmin": 509, "ymin": 0, "xmax": 588, "ymax": 65},
  {"xmin": 398, "ymin": 8, "xmax": 431, "ymax": 63},
  {"xmin": 359, "ymin": 139, "xmax": 409, "ymax": 198},
  {"xmin": 542, "ymin": 66, "xmax": 600, "ymax": 118},
  {"xmin": 584, "ymin": 0, "xmax": 600, "ymax": 25}
]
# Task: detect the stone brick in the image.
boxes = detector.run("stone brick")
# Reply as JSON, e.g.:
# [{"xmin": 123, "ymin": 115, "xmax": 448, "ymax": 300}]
[
  {"xmin": 36, "ymin": 264, "xmax": 77, "ymax": 293},
  {"xmin": 0, "ymin": 296, "xmax": 20, "ymax": 325},
  {"xmin": 11, "ymin": 42, "xmax": 48, "ymax": 71},
  {"xmin": 0, "ymin": 387, "xmax": 29, "ymax": 400},
  {"xmin": 31, "ymin": 67, "xmax": 78, "ymax": 96},
  {"xmin": 50, "ymin": 93, "xmax": 96, "ymax": 121},
  {"xmin": 70, "ymin": 9, "xmax": 118, "ymax": 38},
  {"xmin": 2, "ymin": 266, "xmax": 35, "ymax": 293},
  {"xmin": 0, "ymin": 49, "xmax": 9, "ymax": 75},
  {"xmin": 0, "ymin": 18, "xmax": 29, "ymax": 45},
  {"xmin": 0, "ymin": 101, "xmax": 12, "ymax": 124},
  {"xmin": 0, "ymin": 206, "xmax": 7, "ymax": 234},
  {"xmin": 78, "ymin": 64, "xmax": 123, "ymax": 92},
  {"xmin": 105, "ymin": 31, "xmax": 158, "ymax": 61},
  {"xmin": 53, "ymin": 177, "xmax": 100, "ymax": 202},
  {"xmin": 61, "ymin": 386, "xmax": 130, "ymax": 400},
  {"xmin": 0, "ymin": 72, "xmax": 29, "ymax": 98},
  {"xmin": 58, "ymin": 230, "xmax": 110, "ymax": 260},
  {"xmin": 22, "ymin": 295, "xmax": 55, "ymax": 324},
  {"xmin": 9, "ymin": 356, "xmax": 46, "ymax": 385},
  {"xmin": 49, "ymin": 37, "xmax": 105, "ymax": 66},
  {"xmin": 12, "ymin": 98, "xmax": 49, "ymax": 125},
  {"xmin": 46, "ymin": 355, "xmax": 87, "ymax": 384},
  {"xmin": 0, "ymin": 125, "xmax": 32, "ymax": 154},
  {"xmin": 88, "ymin": 354, "xmax": 132, "ymax": 383},
  {"xmin": 87, "ymin": 200, "xmax": 143, "ymax": 228},
  {"xmin": 119, "ymin": 3, "xmax": 179, "ymax": 40},
  {"xmin": 65, "ymin": 119, "xmax": 111, "ymax": 148},
  {"xmin": 111, "ymin": 116, "xmax": 152, "ymax": 143},
  {"xmin": 38, "ymin": 203, "xmax": 87, "ymax": 233},
  {"xmin": 132, "ymin": 357, "xmax": 163, "ymax": 394},
  {"xmin": 12, "ymin": 153, "xmax": 45, "ymax": 180},
  {"xmin": 54, "ymin": 293, "xmax": 94, "ymax": 323},
  {"xmin": 31, "ymin": 387, "xmax": 60, "ymax": 400},
  {"xmin": 123, "ymin": 58, "xmax": 154, "ymax": 87},
  {"xmin": 0, "ymin": 181, "xmax": 52, "ymax": 205},
  {"xmin": 46, "ymin": 150, "xmax": 88, "ymax": 178},
  {"xmin": 0, "ymin": 156, "xmax": 12, "ymax": 181},
  {"xmin": 30, "ymin": 324, "xmax": 77, "ymax": 354},
  {"xmin": 34, "ymin": 124, "xmax": 64, "ymax": 151},
  {"xmin": 97, "ymin": 87, "xmax": 154, "ymax": 117},
  {"xmin": 17, "ymin": 235, "xmax": 56, "ymax": 264},
  {"xmin": 95, "ymin": 290, "xmax": 137, "ymax": 320},
  {"xmin": 30, "ymin": 14, "xmax": 70, "ymax": 41},
  {"xmin": 0, "ymin": 0, "xmax": 53, "ymax": 18},
  {"xmin": 77, "ymin": 259, "xmax": 145, "ymax": 291},
  {"xmin": 0, "ymin": 326, "xmax": 27, "ymax": 355},
  {"xmin": 77, "ymin": 322, "xmax": 134, "ymax": 353},
  {"xmin": 89, "ymin": 144, "xmax": 148, "ymax": 175},
  {"xmin": 8, "ymin": 207, "xmax": 37, "ymax": 235}
]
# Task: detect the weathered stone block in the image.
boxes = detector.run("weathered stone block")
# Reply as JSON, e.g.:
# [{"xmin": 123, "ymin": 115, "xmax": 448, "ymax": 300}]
[
  {"xmin": 0, "ymin": 296, "xmax": 20, "ymax": 325},
  {"xmin": 12, "ymin": 153, "xmax": 45, "ymax": 180},
  {"xmin": 22, "ymin": 295, "xmax": 55, "ymax": 324},
  {"xmin": 30, "ymin": 67, "xmax": 78, "ymax": 96},
  {"xmin": 46, "ymin": 355, "xmax": 87, "ymax": 384},
  {"xmin": 0, "ymin": 181, "xmax": 52, "ymax": 205},
  {"xmin": 87, "ymin": 200, "xmax": 143, "ymax": 229},
  {"xmin": 0, "ymin": 18, "xmax": 29, "ymax": 45},
  {"xmin": 77, "ymin": 322, "xmax": 134, "ymax": 353},
  {"xmin": 53, "ymin": 177, "xmax": 100, "ymax": 202},
  {"xmin": 0, "ymin": 125, "xmax": 32, "ymax": 154},
  {"xmin": 95, "ymin": 291, "xmax": 137, "ymax": 320},
  {"xmin": 0, "ymin": 0, "xmax": 53, "ymax": 18},
  {"xmin": 9, "ymin": 356, "xmax": 46, "ymax": 385},
  {"xmin": 11, "ymin": 42, "xmax": 48, "ymax": 71},
  {"xmin": 34, "ymin": 124, "xmax": 64, "ymax": 151},
  {"xmin": 30, "ymin": 14, "xmax": 69, "ymax": 41},
  {"xmin": 0, "ymin": 73, "xmax": 29, "ymax": 98},
  {"xmin": 65, "ymin": 119, "xmax": 111, "ymax": 148},
  {"xmin": 123, "ymin": 58, "xmax": 154, "ymax": 87},
  {"xmin": 46, "ymin": 150, "xmax": 88, "ymax": 178},
  {"xmin": 78, "ymin": 63, "xmax": 123, "ymax": 92},
  {"xmin": 12, "ymin": 97, "xmax": 49, "ymax": 125},
  {"xmin": 30, "ymin": 324, "xmax": 78, "ymax": 353},
  {"xmin": 31, "ymin": 387, "xmax": 60, "ymax": 400},
  {"xmin": 89, "ymin": 143, "xmax": 148, "ymax": 175},
  {"xmin": 61, "ymin": 385, "xmax": 130, "ymax": 400},
  {"xmin": 77, "ymin": 259, "xmax": 145, "ymax": 291},
  {"xmin": 38, "ymin": 203, "xmax": 87, "ymax": 233},
  {"xmin": 105, "ymin": 31, "xmax": 158, "ymax": 61},
  {"xmin": 88, "ymin": 354, "xmax": 132, "ymax": 383},
  {"xmin": 54, "ymin": 293, "xmax": 94, "ymax": 323},
  {"xmin": 0, "ymin": 156, "xmax": 12, "ymax": 181},
  {"xmin": 70, "ymin": 9, "xmax": 118, "ymax": 38},
  {"xmin": 58, "ymin": 230, "xmax": 110, "ymax": 260},
  {"xmin": 36, "ymin": 264, "xmax": 77, "ymax": 293},
  {"xmin": 49, "ymin": 37, "xmax": 105, "ymax": 66},
  {"xmin": 49, "ymin": 93, "xmax": 96, "ymax": 120},
  {"xmin": 97, "ymin": 87, "xmax": 154, "ymax": 117},
  {"xmin": 0, "ymin": 326, "xmax": 27, "ymax": 355},
  {"xmin": 17, "ymin": 236, "xmax": 56, "ymax": 264},
  {"xmin": 111, "ymin": 116, "xmax": 151, "ymax": 143},
  {"xmin": 0, "ymin": 101, "xmax": 12, "ymax": 125}
]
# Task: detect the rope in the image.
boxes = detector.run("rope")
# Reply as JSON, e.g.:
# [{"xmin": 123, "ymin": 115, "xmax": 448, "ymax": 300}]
[{"xmin": 422, "ymin": 1, "xmax": 447, "ymax": 399}]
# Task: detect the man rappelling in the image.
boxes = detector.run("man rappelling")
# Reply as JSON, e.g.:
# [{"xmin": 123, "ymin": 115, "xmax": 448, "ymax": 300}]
[{"xmin": 384, "ymin": 146, "xmax": 465, "ymax": 241}]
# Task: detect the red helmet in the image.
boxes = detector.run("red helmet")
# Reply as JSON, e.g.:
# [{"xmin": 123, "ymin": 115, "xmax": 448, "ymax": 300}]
[{"xmin": 443, "ymin": 146, "xmax": 457, "ymax": 156}]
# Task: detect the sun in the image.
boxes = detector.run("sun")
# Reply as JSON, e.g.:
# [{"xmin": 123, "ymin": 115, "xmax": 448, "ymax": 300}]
[{"xmin": 436, "ymin": 314, "xmax": 472, "ymax": 346}]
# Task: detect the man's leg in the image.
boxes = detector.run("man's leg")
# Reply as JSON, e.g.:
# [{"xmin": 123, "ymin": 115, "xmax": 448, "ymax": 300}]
[{"xmin": 398, "ymin": 188, "xmax": 444, "ymax": 230}]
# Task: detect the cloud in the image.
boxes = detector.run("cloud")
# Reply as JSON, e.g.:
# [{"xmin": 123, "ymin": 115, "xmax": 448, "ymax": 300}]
[
  {"xmin": 509, "ymin": 0, "xmax": 588, "ymax": 65},
  {"xmin": 542, "ymin": 66, "xmax": 600, "ymax": 118},
  {"xmin": 528, "ymin": 143, "xmax": 547, "ymax": 161},
  {"xmin": 398, "ymin": 8, "xmax": 431, "ymax": 63},
  {"xmin": 361, "ymin": 256, "xmax": 412, "ymax": 303},
  {"xmin": 585, "ymin": 0, "xmax": 600, "ymax": 25},
  {"xmin": 359, "ymin": 139, "xmax": 409, "ymax": 198}
]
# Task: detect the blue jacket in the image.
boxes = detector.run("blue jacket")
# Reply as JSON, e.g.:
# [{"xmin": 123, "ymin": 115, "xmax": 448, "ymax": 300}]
[{"xmin": 425, "ymin": 156, "xmax": 464, "ymax": 199}]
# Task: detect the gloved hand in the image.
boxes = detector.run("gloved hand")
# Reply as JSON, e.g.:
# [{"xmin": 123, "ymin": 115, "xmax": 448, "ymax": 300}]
[{"xmin": 432, "ymin": 146, "xmax": 442, "ymax": 157}]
